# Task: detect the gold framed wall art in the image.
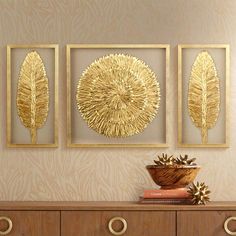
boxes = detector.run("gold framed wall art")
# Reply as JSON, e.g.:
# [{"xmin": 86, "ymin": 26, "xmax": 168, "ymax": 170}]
[
  {"xmin": 178, "ymin": 44, "xmax": 230, "ymax": 147},
  {"xmin": 67, "ymin": 44, "xmax": 170, "ymax": 147},
  {"xmin": 7, "ymin": 44, "xmax": 59, "ymax": 147}
]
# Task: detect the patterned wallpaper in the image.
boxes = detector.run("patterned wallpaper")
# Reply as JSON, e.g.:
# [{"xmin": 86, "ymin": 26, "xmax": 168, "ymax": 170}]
[{"xmin": 0, "ymin": 0, "xmax": 236, "ymax": 201}]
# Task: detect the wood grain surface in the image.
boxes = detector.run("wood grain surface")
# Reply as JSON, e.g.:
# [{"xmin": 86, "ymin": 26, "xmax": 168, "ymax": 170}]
[
  {"xmin": 177, "ymin": 211, "xmax": 236, "ymax": 236},
  {"xmin": 0, "ymin": 201, "xmax": 236, "ymax": 211},
  {"xmin": 0, "ymin": 211, "xmax": 60, "ymax": 236},
  {"xmin": 0, "ymin": 0, "xmax": 236, "ymax": 201},
  {"xmin": 61, "ymin": 210, "xmax": 175, "ymax": 236}
]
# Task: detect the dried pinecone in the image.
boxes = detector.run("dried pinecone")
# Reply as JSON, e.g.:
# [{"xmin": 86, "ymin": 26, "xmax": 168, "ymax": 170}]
[
  {"xmin": 175, "ymin": 154, "xmax": 196, "ymax": 166},
  {"xmin": 154, "ymin": 153, "xmax": 176, "ymax": 166},
  {"xmin": 188, "ymin": 182, "xmax": 211, "ymax": 205}
]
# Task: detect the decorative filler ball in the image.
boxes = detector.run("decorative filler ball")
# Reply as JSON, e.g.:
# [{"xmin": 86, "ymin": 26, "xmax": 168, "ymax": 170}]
[
  {"xmin": 188, "ymin": 182, "xmax": 211, "ymax": 205},
  {"xmin": 154, "ymin": 153, "xmax": 176, "ymax": 166},
  {"xmin": 175, "ymin": 155, "xmax": 196, "ymax": 166},
  {"xmin": 76, "ymin": 54, "xmax": 160, "ymax": 138},
  {"xmin": 154, "ymin": 153, "xmax": 196, "ymax": 167}
]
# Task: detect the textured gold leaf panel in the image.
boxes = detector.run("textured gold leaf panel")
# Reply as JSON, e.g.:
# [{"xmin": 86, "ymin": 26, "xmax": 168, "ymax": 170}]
[
  {"xmin": 17, "ymin": 51, "xmax": 49, "ymax": 144},
  {"xmin": 188, "ymin": 51, "xmax": 220, "ymax": 144}
]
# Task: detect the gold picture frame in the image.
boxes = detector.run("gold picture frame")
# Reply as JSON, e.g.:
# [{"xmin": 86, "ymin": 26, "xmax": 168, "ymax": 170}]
[
  {"xmin": 67, "ymin": 44, "xmax": 170, "ymax": 147},
  {"xmin": 178, "ymin": 44, "xmax": 230, "ymax": 147},
  {"xmin": 7, "ymin": 44, "xmax": 59, "ymax": 147}
]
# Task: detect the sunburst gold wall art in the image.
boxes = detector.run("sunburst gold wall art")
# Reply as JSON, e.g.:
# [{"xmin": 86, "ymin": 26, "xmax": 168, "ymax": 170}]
[
  {"xmin": 67, "ymin": 44, "xmax": 169, "ymax": 147},
  {"xmin": 7, "ymin": 44, "xmax": 59, "ymax": 147},
  {"xmin": 76, "ymin": 54, "xmax": 161, "ymax": 138},
  {"xmin": 178, "ymin": 44, "xmax": 230, "ymax": 147}
]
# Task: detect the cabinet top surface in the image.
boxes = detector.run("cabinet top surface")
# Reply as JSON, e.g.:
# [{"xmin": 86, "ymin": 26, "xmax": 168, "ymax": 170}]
[{"xmin": 0, "ymin": 201, "xmax": 235, "ymax": 211}]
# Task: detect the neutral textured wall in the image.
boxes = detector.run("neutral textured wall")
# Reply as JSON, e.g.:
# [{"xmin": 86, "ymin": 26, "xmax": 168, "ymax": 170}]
[{"xmin": 0, "ymin": 0, "xmax": 235, "ymax": 201}]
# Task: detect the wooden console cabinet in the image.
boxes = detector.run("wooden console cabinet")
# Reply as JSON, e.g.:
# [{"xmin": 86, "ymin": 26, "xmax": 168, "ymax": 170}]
[{"xmin": 0, "ymin": 201, "xmax": 236, "ymax": 235}]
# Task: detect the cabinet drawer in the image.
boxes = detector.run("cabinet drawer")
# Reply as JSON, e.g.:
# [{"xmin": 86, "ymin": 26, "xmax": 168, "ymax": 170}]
[
  {"xmin": 177, "ymin": 211, "xmax": 236, "ymax": 236},
  {"xmin": 62, "ymin": 210, "xmax": 175, "ymax": 236},
  {"xmin": 0, "ymin": 211, "xmax": 60, "ymax": 236}
]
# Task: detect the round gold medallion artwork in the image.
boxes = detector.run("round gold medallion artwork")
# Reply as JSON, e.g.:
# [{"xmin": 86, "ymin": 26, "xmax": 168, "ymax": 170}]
[{"xmin": 76, "ymin": 54, "xmax": 161, "ymax": 138}]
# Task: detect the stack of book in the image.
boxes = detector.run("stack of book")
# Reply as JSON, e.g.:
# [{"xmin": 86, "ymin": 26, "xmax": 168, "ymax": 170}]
[{"xmin": 139, "ymin": 188, "xmax": 192, "ymax": 204}]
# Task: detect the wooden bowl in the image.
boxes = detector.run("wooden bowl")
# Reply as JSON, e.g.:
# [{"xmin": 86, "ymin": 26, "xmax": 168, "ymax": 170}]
[{"xmin": 146, "ymin": 165, "xmax": 201, "ymax": 189}]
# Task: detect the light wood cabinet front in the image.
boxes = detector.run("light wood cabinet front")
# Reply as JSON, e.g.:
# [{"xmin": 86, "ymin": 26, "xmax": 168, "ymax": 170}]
[
  {"xmin": 0, "ymin": 211, "xmax": 60, "ymax": 236},
  {"xmin": 61, "ymin": 210, "xmax": 176, "ymax": 236},
  {"xmin": 177, "ymin": 211, "xmax": 236, "ymax": 236}
]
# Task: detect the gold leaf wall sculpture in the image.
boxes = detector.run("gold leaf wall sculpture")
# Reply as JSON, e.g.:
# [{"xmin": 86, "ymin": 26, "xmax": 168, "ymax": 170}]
[
  {"xmin": 188, "ymin": 51, "xmax": 220, "ymax": 144},
  {"xmin": 76, "ymin": 54, "xmax": 161, "ymax": 138},
  {"xmin": 17, "ymin": 51, "xmax": 49, "ymax": 144}
]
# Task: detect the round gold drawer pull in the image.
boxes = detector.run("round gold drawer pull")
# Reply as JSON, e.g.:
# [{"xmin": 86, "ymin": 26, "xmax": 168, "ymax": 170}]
[
  {"xmin": 108, "ymin": 217, "xmax": 127, "ymax": 235},
  {"xmin": 0, "ymin": 217, "xmax": 13, "ymax": 235},
  {"xmin": 224, "ymin": 217, "xmax": 236, "ymax": 235}
]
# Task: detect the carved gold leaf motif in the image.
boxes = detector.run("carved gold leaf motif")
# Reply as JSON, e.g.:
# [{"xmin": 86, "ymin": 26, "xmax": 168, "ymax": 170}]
[
  {"xmin": 76, "ymin": 54, "xmax": 161, "ymax": 138},
  {"xmin": 188, "ymin": 51, "xmax": 220, "ymax": 144},
  {"xmin": 17, "ymin": 51, "xmax": 49, "ymax": 144}
]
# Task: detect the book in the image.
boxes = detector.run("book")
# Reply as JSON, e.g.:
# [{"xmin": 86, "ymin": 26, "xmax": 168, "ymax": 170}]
[
  {"xmin": 142, "ymin": 188, "xmax": 190, "ymax": 199},
  {"xmin": 139, "ymin": 196, "xmax": 192, "ymax": 205}
]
